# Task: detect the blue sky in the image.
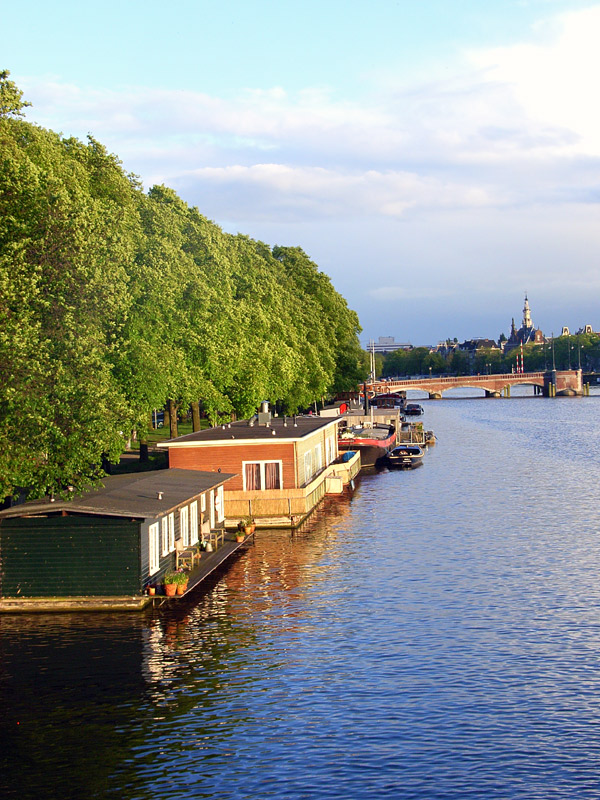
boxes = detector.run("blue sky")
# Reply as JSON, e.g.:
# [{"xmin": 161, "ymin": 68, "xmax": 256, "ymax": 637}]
[{"xmin": 4, "ymin": 0, "xmax": 600, "ymax": 345}]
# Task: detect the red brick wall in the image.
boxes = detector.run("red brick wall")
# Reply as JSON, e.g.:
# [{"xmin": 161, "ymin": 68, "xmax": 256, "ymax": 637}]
[{"xmin": 168, "ymin": 443, "xmax": 297, "ymax": 490}]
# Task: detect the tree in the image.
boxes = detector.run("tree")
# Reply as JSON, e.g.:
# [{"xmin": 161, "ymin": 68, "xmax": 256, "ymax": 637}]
[{"xmin": 0, "ymin": 70, "xmax": 31, "ymax": 118}]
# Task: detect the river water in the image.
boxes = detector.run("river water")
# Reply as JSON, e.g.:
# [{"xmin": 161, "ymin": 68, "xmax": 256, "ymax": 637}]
[{"xmin": 3, "ymin": 394, "xmax": 600, "ymax": 800}]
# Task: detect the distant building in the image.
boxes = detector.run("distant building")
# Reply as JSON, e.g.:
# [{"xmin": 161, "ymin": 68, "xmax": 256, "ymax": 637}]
[
  {"xmin": 504, "ymin": 295, "xmax": 545, "ymax": 353},
  {"xmin": 457, "ymin": 338, "xmax": 502, "ymax": 368},
  {"xmin": 367, "ymin": 337, "xmax": 412, "ymax": 353}
]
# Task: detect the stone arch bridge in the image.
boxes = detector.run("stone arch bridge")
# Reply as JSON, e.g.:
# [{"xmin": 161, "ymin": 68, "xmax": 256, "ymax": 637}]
[{"xmin": 369, "ymin": 370, "xmax": 583, "ymax": 399}]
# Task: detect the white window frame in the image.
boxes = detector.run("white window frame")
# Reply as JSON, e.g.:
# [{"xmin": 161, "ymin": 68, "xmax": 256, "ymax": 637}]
[
  {"xmin": 304, "ymin": 451, "xmax": 313, "ymax": 484},
  {"xmin": 180, "ymin": 505, "xmax": 190, "ymax": 547},
  {"xmin": 149, "ymin": 522, "xmax": 160, "ymax": 576},
  {"xmin": 168, "ymin": 513, "xmax": 175, "ymax": 552},
  {"xmin": 315, "ymin": 443, "xmax": 323, "ymax": 472},
  {"xmin": 200, "ymin": 493, "xmax": 206, "ymax": 512},
  {"xmin": 161, "ymin": 517, "xmax": 169, "ymax": 557},
  {"xmin": 215, "ymin": 486, "xmax": 224, "ymax": 523},
  {"xmin": 242, "ymin": 460, "xmax": 283, "ymax": 491},
  {"xmin": 190, "ymin": 501, "xmax": 199, "ymax": 544},
  {"xmin": 325, "ymin": 436, "xmax": 334, "ymax": 465}
]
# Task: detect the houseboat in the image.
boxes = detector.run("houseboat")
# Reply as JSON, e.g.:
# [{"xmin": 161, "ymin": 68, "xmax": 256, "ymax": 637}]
[
  {"xmin": 0, "ymin": 469, "xmax": 235, "ymax": 612},
  {"xmin": 157, "ymin": 409, "xmax": 360, "ymax": 528}
]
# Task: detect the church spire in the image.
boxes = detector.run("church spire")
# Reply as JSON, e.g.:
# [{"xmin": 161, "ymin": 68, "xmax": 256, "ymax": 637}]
[{"xmin": 522, "ymin": 294, "xmax": 532, "ymax": 329}]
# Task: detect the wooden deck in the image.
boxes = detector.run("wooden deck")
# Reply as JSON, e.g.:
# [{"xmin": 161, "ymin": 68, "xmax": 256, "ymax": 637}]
[{"xmin": 151, "ymin": 530, "xmax": 253, "ymax": 606}]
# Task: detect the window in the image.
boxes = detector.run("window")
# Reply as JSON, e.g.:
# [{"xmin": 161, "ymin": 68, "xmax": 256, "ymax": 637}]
[
  {"xmin": 180, "ymin": 505, "xmax": 189, "ymax": 546},
  {"xmin": 161, "ymin": 517, "xmax": 169, "ymax": 557},
  {"xmin": 325, "ymin": 436, "xmax": 335, "ymax": 465},
  {"xmin": 243, "ymin": 461, "xmax": 282, "ymax": 491},
  {"xmin": 190, "ymin": 501, "xmax": 198, "ymax": 544},
  {"xmin": 315, "ymin": 443, "xmax": 323, "ymax": 472},
  {"xmin": 215, "ymin": 486, "xmax": 224, "ymax": 522},
  {"xmin": 168, "ymin": 513, "xmax": 175, "ymax": 551},
  {"xmin": 304, "ymin": 451, "xmax": 313, "ymax": 484},
  {"xmin": 149, "ymin": 523, "xmax": 160, "ymax": 575},
  {"xmin": 200, "ymin": 493, "xmax": 206, "ymax": 512}
]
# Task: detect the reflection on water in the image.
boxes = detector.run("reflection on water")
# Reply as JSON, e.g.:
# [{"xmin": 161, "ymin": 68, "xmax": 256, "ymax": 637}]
[{"xmin": 4, "ymin": 397, "xmax": 600, "ymax": 799}]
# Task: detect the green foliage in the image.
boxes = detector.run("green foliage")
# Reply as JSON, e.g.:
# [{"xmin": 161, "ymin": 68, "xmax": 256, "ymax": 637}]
[
  {"xmin": 0, "ymin": 70, "xmax": 31, "ymax": 118},
  {"xmin": 1, "ymin": 76, "xmax": 364, "ymax": 500}
]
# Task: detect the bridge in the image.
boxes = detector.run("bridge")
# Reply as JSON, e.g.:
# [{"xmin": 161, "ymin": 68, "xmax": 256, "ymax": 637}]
[{"xmin": 368, "ymin": 370, "xmax": 584, "ymax": 399}]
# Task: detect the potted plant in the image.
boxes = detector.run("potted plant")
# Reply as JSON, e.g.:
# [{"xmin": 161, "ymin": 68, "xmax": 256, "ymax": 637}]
[
  {"xmin": 163, "ymin": 572, "xmax": 179, "ymax": 596},
  {"xmin": 240, "ymin": 515, "xmax": 255, "ymax": 535},
  {"xmin": 174, "ymin": 570, "xmax": 189, "ymax": 595}
]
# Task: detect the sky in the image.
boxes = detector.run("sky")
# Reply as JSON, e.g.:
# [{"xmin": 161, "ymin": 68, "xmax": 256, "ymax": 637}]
[{"xmin": 3, "ymin": 0, "xmax": 600, "ymax": 346}]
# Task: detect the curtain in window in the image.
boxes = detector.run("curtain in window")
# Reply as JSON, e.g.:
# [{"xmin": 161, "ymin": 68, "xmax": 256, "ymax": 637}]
[
  {"xmin": 265, "ymin": 462, "xmax": 281, "ymax": 489},
  {"xmin": 245, "ymin": 463, "xmax": 261, "ymax": 490}
]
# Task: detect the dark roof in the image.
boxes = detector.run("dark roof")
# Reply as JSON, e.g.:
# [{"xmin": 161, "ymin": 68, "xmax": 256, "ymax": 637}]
[
  {"xmin": 0, "ymin": 469, "xmax": 235, "ymax": 522},
  {"xmin": 158, "ymin": 415, "xmax": 339, "ymax": 447}
]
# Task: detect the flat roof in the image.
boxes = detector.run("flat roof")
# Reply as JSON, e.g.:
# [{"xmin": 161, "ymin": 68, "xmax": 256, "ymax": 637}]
[
  {"xmin": 0, "ymin": 469, "xmax": 236, "ymax": 521},
  {"xmin": 158, "ymin": 415, "xmax": 339, "ymax": 447}
]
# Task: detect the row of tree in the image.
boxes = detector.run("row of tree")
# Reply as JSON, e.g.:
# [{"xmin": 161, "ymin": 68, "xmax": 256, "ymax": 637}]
[
  {"xmin": 379, "ymin": 334, "xmax": 600, "ymax": 378},
  {"xmin": 0, "ymin": 72, "xmax": 367, "ymax": 501}
]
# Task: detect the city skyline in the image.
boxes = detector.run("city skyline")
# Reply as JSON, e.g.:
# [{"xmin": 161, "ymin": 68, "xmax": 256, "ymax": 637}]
[
  {"xmin": 367, "ymin": 294, "xmax": 595, "ymax": 349},
  {"xmin": 3, "ymin": 0, "xmax": 600, "ymax": 343}
]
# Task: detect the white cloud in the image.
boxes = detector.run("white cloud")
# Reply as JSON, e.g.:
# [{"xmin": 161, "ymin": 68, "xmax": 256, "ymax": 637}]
[
  {"xmin": 174, "ymin": 164, "xmax": 498, "ymax": 220},
  {"xmin": 468, "ymin": 6, "xmax": 600, "ymax": 158},
  {"xmin": 15, "ymin": 4, "xmax": 600, "ymax": 340}
]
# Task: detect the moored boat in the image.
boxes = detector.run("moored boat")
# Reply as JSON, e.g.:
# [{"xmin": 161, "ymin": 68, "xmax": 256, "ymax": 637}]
[
  {"xmin": 404, "ymin": 403, "xmax": 424, "ymax": 416},
  {"xmin": 384, "ymin": 444, "xmax": 424, "ymax": 469},
  {"xmin": 370, "ymin": 392, "xmax": 405, "ymax": 409},
  {"xmin": 338, "ymin": 421, "xmax": 396, "ymax": 467}
]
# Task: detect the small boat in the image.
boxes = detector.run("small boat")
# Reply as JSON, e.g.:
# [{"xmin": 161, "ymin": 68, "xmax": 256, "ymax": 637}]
[
  {"xmin": 384, "ymin": 444, "xmax": 424, "ymax": 469},
  {"xmin": 338, "ymin": 421, "xmax": 396, "ymax": 467},
  {"xmin": 370, "ymin": 392, "xmax": 405, "ymax": 409},
  {"xmin": 404, "ymin": 403, "xmax": 424, "ymax": 416}
]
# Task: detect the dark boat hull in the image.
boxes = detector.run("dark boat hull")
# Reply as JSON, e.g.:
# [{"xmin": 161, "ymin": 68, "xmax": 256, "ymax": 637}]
[{"xmin": 384, "ymin": 445, "xmax": 424, "ymax": 469}]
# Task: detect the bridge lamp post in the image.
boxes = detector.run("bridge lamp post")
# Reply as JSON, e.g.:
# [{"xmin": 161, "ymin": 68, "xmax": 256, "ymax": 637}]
[
  {"xmin": 429, "ymin": 366, "xmax": 432, "ymax": 378},
  {"xmin": 551, "ymin": 333, "xmax": 556, "ymax": 370}
]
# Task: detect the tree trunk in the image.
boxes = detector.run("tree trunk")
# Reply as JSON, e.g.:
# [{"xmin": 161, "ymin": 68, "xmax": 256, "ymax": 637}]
[
  {"xmin": 168, "ymin": 399, "xmax": 178, "ymax": 439},
  {"xmin": 191, "ymin": 400, "xmax": 201, "ymax": 432}
]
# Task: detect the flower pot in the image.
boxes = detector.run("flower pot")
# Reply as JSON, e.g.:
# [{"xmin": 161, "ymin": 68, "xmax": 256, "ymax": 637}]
[
  {"xmin": 147, "ymin": 586, "xmax": 156, "ymax": 596},
  {"xmin": 236, "ymin": 534, "xmax": 245, "ymax": 543},
  {"xmin": 164, "ymin": 583, "xmax": 177, "ymax": 597},
  {"xmin": 176, "ymin": 583, "xmax": 187, "ymax": 595},
  {"xmin": 244, "ymin": 526, "xmax": 253, "ymax": 535}
]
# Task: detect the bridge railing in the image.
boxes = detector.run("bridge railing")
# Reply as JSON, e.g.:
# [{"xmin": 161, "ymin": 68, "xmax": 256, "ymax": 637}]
[{"xmin": 371, "ymin": 372, "xmax": 548, "ymax": 386}]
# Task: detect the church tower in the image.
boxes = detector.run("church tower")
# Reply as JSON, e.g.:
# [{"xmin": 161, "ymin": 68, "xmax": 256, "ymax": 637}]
[{"xmin": 522, "ymin": 294, "xmax": 532, "ymax": 330}]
